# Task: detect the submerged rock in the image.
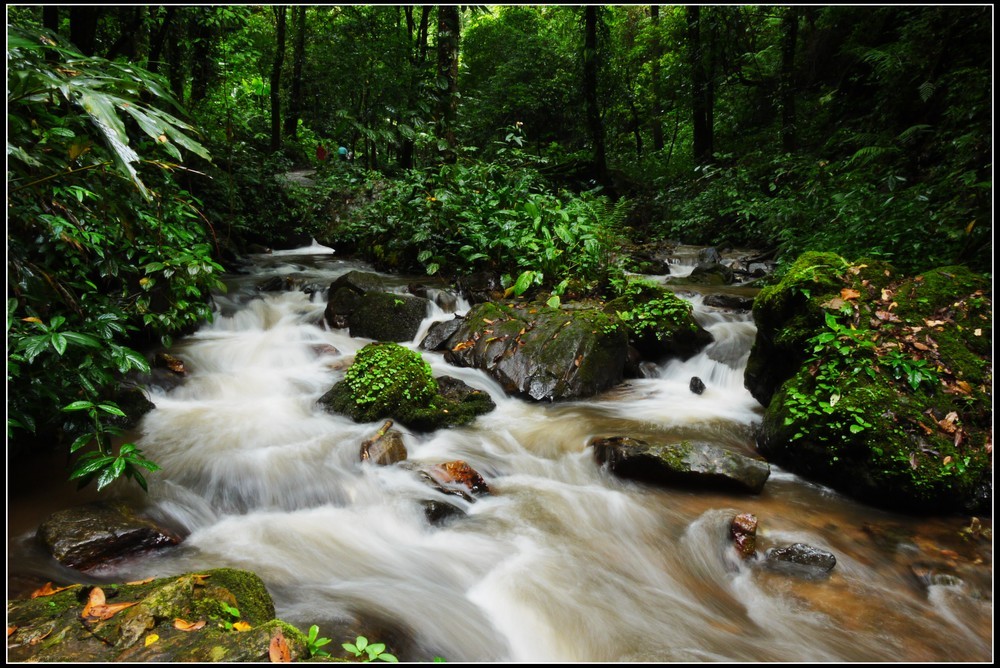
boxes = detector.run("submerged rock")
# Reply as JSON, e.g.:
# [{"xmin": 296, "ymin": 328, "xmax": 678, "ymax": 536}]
[
  {"xmin": 590, "ymin": 436, "xmax": 770, "ymax": 494},
  {"xmin": 360, "ymin": 420, "xmax": 408, "ymax": 465},
  {"xmin": 763, "ymin": 543, "xmax": 837, "ymax": 578},
  {"xmin": 36, "ymin": 502, "xmax": 182, "ymax": 572}
]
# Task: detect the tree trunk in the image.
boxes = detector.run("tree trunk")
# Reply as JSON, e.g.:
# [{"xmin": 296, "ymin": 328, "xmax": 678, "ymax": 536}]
[
  {"xmin": 70, "ymin": 7, "xmax": 100, "ymax": 56},
  {"xmin": 780, "ymin": 6, "xmax": 799, "ymax": 153},
  {"xmin": 146, "ymin": 7, "xmax": 176, "ymax": 75},
  {"xmin": 583, "ymin": 6, "xmax": 609, "ymax": 186},
  {"xmin": 270, "ymin": 6, "xmax": 287, "ymax": 154},
  {"xmin": 42, "ymin": 7, "xmax": 59, "ymax": 33},
  {"xmin": 284, "ymin": 6, "xmax": 307, "ymax": 139},
  {"xmin": 190, "ymin": 8, "xmax": 215, "ymax": 105},
  {"xmin": 650, "ymin": 5, "xmax": 664, "ymax": 152},
  {"xmin": 688, "ymin": 6, "xmax": 712, "ymax": 164},
  {"xmin": 166, "ymin": 24, "xmax": 185, "ymax": 104},
  {"xmin": 105, "ymin": 6, "xmax": 145, "ymax": 60},
  {"xmin": 436, "ymin": 5, "xmax": 460, "ymax": 164}
]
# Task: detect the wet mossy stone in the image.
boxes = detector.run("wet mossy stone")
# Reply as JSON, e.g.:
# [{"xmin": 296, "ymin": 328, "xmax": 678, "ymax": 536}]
[
  {"xmin": 348, "ymin": 291, "xmax": 430, "ymax": 342},
  {"xmin": 6, "ymin": 568, "xmax": 307, "ymax": 662},
  {"xmin": 320, "ymin": 342, "xmax": 495, "ymax": 431},
  {"xmin": 604, "ymin": 284, "xmax": 713, "ymax": 361}
]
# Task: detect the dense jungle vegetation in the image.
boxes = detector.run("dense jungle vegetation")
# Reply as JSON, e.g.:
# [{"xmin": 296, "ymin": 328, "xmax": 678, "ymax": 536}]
[{"xmin": 6, "ymin": 5, "xmax": 992, "ymax": 492}]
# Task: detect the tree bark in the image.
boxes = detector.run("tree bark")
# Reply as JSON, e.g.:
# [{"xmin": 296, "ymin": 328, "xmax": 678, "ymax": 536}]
[
  {"xmin": 436, "ymin": 5, "xmax": 460, "ymax": 164},
  {"xmin": 650, "ymin": 5, "xmax": 664, "ymax": 152},
  {"xmin": 189, "ymin": 8, "xmax": 215, "ymax": 105},
  {"xmin": 583, "ymin": 6, "xmax": 609, "ymax": 186},
  {"xmin": 780, "ymin": 6, "xmax": 799, "ymax": 153},
  {"xmin": 284, "ymin": 6, "xmax": 307, "ymax": 138},
  {"xmin": 688, "ymin": 6, "xmax": 713, "ymax": 164},
  {"xmin": 270, "ymin": 6, "xmax": 287, "ymax": 153},
  {"xmin": 69, "ymin": 7, "xmax": 100, "ymax": 56},
  {"xmin": 146, "ymin": 7, "xmax": 176, "ymax": 74}
]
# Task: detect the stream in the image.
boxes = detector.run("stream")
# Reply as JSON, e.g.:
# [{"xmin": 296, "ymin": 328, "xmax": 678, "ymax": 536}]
[{"xmin": 6, "ymin": 243, "xmax": 993, "ymax": 662}]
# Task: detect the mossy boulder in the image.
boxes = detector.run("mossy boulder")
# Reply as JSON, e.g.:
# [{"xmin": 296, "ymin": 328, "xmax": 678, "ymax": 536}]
[
  {"xmin": 6, "ymin": 568, "xmax": 309, "ymax": 662},
  {"xmin": 748, "ymin": 254, "xmax": 992, "ymax": 514},
  {"xmin": 604, "ymin": 282, "xmax": 713, "ymax": 361},
  {"xmin": 441, "ymin": 300, "xmax": 629, "ymax": 401},
  {"xmin": 319, "ymin": 342, "xmax": 495, "ymax": 431},
  {"xmin": 348, "ymin": 291, "xmax": 430, "ymax": 342}
]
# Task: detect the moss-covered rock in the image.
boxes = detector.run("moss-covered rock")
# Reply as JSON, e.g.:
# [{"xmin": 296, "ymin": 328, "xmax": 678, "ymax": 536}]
[
  {"xmin": 348, "ymin": 291, "xmax": 430, "ymax": 342},
  {"xmin": 748, "ymin": 253, "xmax": 992, "ymax": 515},
  {"xmin": 6, "ymin": 568, "xmax": 309, "ymax": 662},
  {"xmin": 442, "ymin": 300, "xmax": 629, "ymax": 401},
  {"xmin": 604, "ymin": 282, "xmax": 713, "ymax": 361},
  {"xmin": 319, "ymin": 342, "xmax": 495, "ymax": 431}
]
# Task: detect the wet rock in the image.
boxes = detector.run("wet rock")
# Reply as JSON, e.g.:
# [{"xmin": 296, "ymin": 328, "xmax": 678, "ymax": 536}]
[
  {"xmin": 420, "ymin": 460, "xmax": 491, "ymax": 500},
  {"xmin": 108, "ymin": 385, "xmax": 156, "ymax": 430},
  {"xmin": 910, "ymin": 562, "xmax": 964, "ymax": 589},
  {"xmin": 590, "ymin": 436, "xmax": 770, "ymax": 494},
  {"xmin": 255, "ymin": 275, "xmax": 296, "ymax": 292},
  {"xmin": 456, "ymin": 271, "xmax": 504, "ymax": 304},
  {"xmin": 348, "ymin": 291, "xmax": 430, "ymax": 342},
  {"xmin": 686, "ymin": 262, "xmax": 735, "ymax": 286},
  {"xmin": 324, "ymin": 286, "xmax": 362, "ymax": 328},
  {"xmin": 731, "ymin": 513, "xmax": 758, "ymax": 560},
  {"xmin": 690, "ymin": 376, "xmax": 706, "ymax": 395},
  {"xmin": 443, "ymin": 300, "xmax": 629, "ymax": 401},
  {"xmin": 153, "ymin": 352, "xmax": 185, "ymax": 375},
  {"xmin": 604, "ymin": 283, "xmax": 713, "ymax": 362},
  {"xmin": 703, "ymin": 294, "xmax": 755, "ymax": 311},
  {"xmin": 360, "ymin": 420, "xmax": 408, "ymax": 465},
  {"xmin": 6, "ymin": 568, "xmax": 309, "ymax": 662},
  {"xmin": 329, "ymin": 270, "xmax": 386, "ymax": 296},
  {"xmin": 36, "ymin": 502, "xmax": 182, "ymax": 572},
  {"xmin": 420, "ymin": 500, "xmax": 466, "ymax": 525},
  {"xmin": 420, "ymin": 316, "xmax": 465, "ymax": 351},
  {"xmin": 312, "ymin": 344, "xmax": 340, "ymax": 357},
  {"xmin": 748, "ymin": 262, "xmax": 771, "ymax": 277},
  {"xmin": 763, "ymin": 543, "xmax": 837, "ymax": 577},
  {"xmin": 697, "ymin": 247, "xmax": 723, "ymax": 264}
]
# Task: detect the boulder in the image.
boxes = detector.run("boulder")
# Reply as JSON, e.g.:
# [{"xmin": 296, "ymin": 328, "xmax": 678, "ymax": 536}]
[
  {"xmin": 689, "ymin": 376, "xmax": 706, "ymax": 395},
  {"xmin": 685, "ymin": 262, "xmax": 735, "ymax": 286},
  {"xmin": 590, "ymin": 436, "xmax": 770, "ymax": 494},
  {"xmin": 348, "ymin": 291, "xmax": 430, "ymax": 342},
  {"xmin": 36, "ymin": 502, "xmax": 182, "ymax": 572},
  {"xmin": 763, "ymin": 543, "xmax": 837, "ymax": 578},
  {"xmin": 420, "ymin": 316, "xmax": 465, "ymax": 351},
  {"xmin": 6, "ymin": 568, "xmax": 309, "ymax": 662},
  {"xmin": 442, "ymin": 301, "xmax": 630, "ymax": 401},
  {"xmin": 703, "ymin": 294, "xmax": 755, "ymax": 311},
  {"xmin": 360, "ymin": 420, "xmax": 408, "ymax": 465},
  {"xmin": 604, "ymin": 283, "xmax": 713, "ymax": 361}
]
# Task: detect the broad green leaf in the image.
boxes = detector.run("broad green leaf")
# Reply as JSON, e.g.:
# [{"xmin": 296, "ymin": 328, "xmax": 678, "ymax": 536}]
[{"xmin": 62, "ymin": 400, "xmax": 96, "ymax": 412}]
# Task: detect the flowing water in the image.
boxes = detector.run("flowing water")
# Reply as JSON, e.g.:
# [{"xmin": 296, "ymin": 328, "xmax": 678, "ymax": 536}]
[{"xmin": 7, "ymin": 244, "xmax": 993, "ymax": 662}]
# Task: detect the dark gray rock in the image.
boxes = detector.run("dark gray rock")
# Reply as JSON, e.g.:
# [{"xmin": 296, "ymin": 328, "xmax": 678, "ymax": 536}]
[
  {"xmin": 690, "ymin": 376, "xmax": 706, "ymax": 394},
  {"xmin": 348, "ymin": 291, "xmax": 430, "ymax": 342},
  {"xmin": 420, "ymin": 316, "xmax": 465, "ymax": 351},
  {"xmin": 763, "ymin": 543, "xmax": 837, "ymax": 578}
]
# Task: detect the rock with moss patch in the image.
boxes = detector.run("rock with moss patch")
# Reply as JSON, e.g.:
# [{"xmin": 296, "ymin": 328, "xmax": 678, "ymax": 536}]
[
  {"xmin": 6, "ymin": 568, "xmax": 308, "ymax": 662},
  {"xmin": 590, "ymin": 436, "xmax": 770, "ymax": 494},
  {"xmin": 319, "ymin": 342, "xmax": 495, "ymax": 431},
  {"xmin": 441, "ymin": 300, "xmax": 630, "ymax": 401},
  {"xmin": 349, "ymin": 291, "xmax": 430, "ymax": 342},
  {"xmin": 604, "ymin": 283, "xmax": 713, "ymax": 361},
  {"xmin": 749, "ymin": 253, "xmax": 992, "ymax": 514}
]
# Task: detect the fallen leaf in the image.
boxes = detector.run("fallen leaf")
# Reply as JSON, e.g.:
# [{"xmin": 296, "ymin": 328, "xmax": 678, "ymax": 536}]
[
  {"xmin": 126, "ymin": 577, "xmax": 156, "ymax": 586},
  {"xmin": 840, "ymin": 288, "xmax": 861, "ymax": 300},
  {"xmin": 232, "ymin": 621, "xmax": 252, "ymax": 632},
  {"xmin": 912, "ymin": 341, "xmax": 930, "ymax": 351},
  {"xmin": 924, "ymin": 319, "xmax": 947, "ymax": 328},
  {"xmin": 974, "ymin": 328, "xmax": 982, "ymax": 336},
  {"xmin": 909, "ymin": 453, "xmax": 919, "ymax": 470},
  {"xmin": 954, "ymin": 430, "xmax": 963, "ymax": 448},
  {"xmin": 482, "ymin": 318, "xmax": 495, "ymax": 325},
  {"xmin": 820, "ymin": 297, "xmax": 846, "ymax": 310},
  {"xmin": 955, "ymin": 380, "xmax": 972, "ymax": 394},
  {"xmin": 145, "ymin": 634, "xmax": 159, "ymax": 647},
  {"xmin": 31, "ymin": 582, "xmax": 74, "ymax": 598},
  {"xmin": 190, "ymin": 574, "xmax": 211, "ymax": 586},
  {"xmin": 943, "ymin": 455, "xmax": 953, "ymax": 465},
  {"xmin": 7, "ymin": 626, "xmax": 16, "ymax": 637},
  {"xmin": 269, "ymin": 631, "xmax": 292, "ymax": 663},
  {"xmin": 875, "ymin": 310, "xmax": 899, "ymax": 322},
  {"xmin": 450, "ymin": 340, "xmax": 474, "ymax": 352},
  {"xmin": 881, "ymin": 288, "xmax": 893, "ymax": 301},
  {"xmin": 174, "ymin": 619, "xmax": 207, "ymax": 632},
  {"xmin": 81, "ymin": 587, "xmax": 138, "ymax": 621}
]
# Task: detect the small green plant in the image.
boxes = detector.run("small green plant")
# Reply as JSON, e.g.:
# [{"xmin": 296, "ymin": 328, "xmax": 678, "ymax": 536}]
[
  {"xmin": 217, "ymin": 602, "xmax": 242, "ymax": 631},
  {"xmin": 305, "ymin": 625, "xmax": 332, "ymax": 658},
  {"xmin": 879, "ymin": 348, "xmax": 940, "ymax": 391},
  {"xmin": 342, "ymin": 636, "xmax": 398, "ymax": 663}
]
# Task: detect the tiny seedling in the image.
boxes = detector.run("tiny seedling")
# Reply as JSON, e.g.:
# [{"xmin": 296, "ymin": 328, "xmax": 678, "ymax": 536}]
[{"xmin": 342, "ymin": 635, "xmax": 399, "ymax": 663}]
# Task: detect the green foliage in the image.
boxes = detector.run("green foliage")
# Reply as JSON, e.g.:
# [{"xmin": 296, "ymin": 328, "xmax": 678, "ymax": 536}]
[
  {"xmin": 342, "ymin": 636, "xmax": 398, "ymax": 663},
  {"xmin": 344, "ymin": 343, "xmax": 438, "ymax": 413},
  {"xmin": 215, "ymin": 602, "xmax": 242, "ymax": 631},
  {"xmin": 612, "ymin": 280, "xmax": 698, "ymax": 340},
  {"xmin": 305, "ymin": 625, "xmax": 332, "ymax": 658},
  {"xmin": 7, "ymin": 24, "xmax": 223, "ymax": 490}
]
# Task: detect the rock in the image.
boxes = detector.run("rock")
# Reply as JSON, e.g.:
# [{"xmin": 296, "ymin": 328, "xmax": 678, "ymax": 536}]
[
  {"xmin": 348, "ymin": 291, "xmax": 430, "ymax": 342},
  {"xmin": 590, "ymin": 436, "xmax": 770, "ymax": 494},
  {"xmin": 153, "ymin": 352, "xmax": 185, "ymax": 375},
  {"xmin": 731, "ymin": 513, "xmax": 758, "ymax": 560},
  {"xmin": 108, "ymin": 386, "xmax": 156, "ymax": 430},
  {"xmin": 748, "ymin": 262, "xmax": 770, "ymax": 277},
  {"xmin": 319, "ymin": 342, "xmax": 495, "ymax": 431},
  {"xmin": 604, "ymin": 283, "xmax": 713, "ymax": 361},
  {"xmin": 763, "ymin": 543, "xmax": 837, "ymax": 577},
  {"xmin": 420, "ymin": 316, "xmax": 465, "ymax": 351},
  {"xmin": 686, "ymin": 262, "xmax": 735, "ymax": 286},
  {"xmin": 360, "ymin": 420, "xmax": 408, "ymax": 465},
  {"xmin": 36, "ymin": 502, "xmax": 182, "ymax": 572},
  {"xmin": 324, "ymin": 286, "xmax": 362, "ymax": 329},
  {"xmin": 690, "ymin": 376, "xmax": 706, "ymax": 395},
  {"xmin": 255, "ymin": 275, "xmax": 295, "ymax": 292},
  {"xmin": 419, "ymin": 460, "xmax": 491, "ymax": 501},
  {"xmin": 420, "ymin": 500, "xmax": 466, "ymax": 525},
  {"xmin": 703, "ymin": 294, "xmax": 755, "ymax": 311},
  {"xmin": 455, "ymin": 271, "xmax": 504, "ymax": 304},
  {"xmin": 329, "ymin": 270, "xmax": 386, "ymax": 296},
  {"xmin": 443, "ymin": 300, "xmax": 629, "ymax": 401},
  {"xmin": 697, "ymin": 247, "xmax": 722, "ymax": 264},
  {"xmin": 6, "ymin": 568, "xmax": 309, "ymax": 662}
]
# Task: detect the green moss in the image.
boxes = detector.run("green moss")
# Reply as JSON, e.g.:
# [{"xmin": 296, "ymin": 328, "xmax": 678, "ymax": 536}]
[{"xmin": 604, "ymin": 281, "xmax": 709, "ymax": 359}]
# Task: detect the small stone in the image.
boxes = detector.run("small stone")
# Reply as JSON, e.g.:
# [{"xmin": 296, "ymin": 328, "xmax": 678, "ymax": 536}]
[
  {"xmin": 731, "ymin": 513, "xmax": 758, "ymax": 560},
  {"xmin": 690, "ymin": 376, "xmax": 706, "ymax": 394}
]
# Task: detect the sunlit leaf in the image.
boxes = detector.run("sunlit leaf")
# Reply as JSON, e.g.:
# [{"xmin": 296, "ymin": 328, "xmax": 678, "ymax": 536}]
[
  {"xmin": 232, "ymin": 621, "xmax": 252, "ymax": 632},
  {"xmin": 269, "ymin": 631, "xmax": 292, "ymax": 662},
  {"xmin": 145, "ymin": 633, "xmax": 159, "ymax": 647},
  {"xmin": 174, "ymin": 619, "xmax": 207, "ymax": 631},
  {"xmin": 31, "ymin": 582, "xmax": 75, "ymax": 598}
]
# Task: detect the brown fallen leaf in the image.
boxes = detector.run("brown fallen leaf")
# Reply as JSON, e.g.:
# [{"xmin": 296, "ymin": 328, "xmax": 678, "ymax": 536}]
[
  {"xmin": 482, "ymin": 318, "xmax": 495, "ymax": 325},
  {"xmin": 451, "ymin": 340, "xmax": 474, "ymax": 352},
  {"xmin": 191, "ymin": 574, "xmax": 211, "ymax": 586},
  {"xmin": 912, "ymin": 341, "xmax": 930, "ymax": 351},
  {"xmin": 840, "ymin": 288, "xmax": 861, "ymax": 300},
  {"xmin": 820, "ymin": 297, "xmax": 846, "ymax": 310},
  {"xmin": 174, "ymin": 619, "xmax": 207, "ymax": 632},
  {"xmin": 31, "ymin": 582, "xmax": 74, "ymax": 598},
  {"xmin": 126, "ymin": 577, "xmax": 156, "ymax": 586},
  {"xmin": 81, "ymin": 587, "xmax": 138, "ymax": 622},
  {"xmin": 8, "ymin": 626, "xmax": 16, "ymax": 637},
  {"xmin": 269, "ymin": 631, "xmax": 292, "ymax": 663},
  {"xmin": 881, "ymin": 288, "xmax": 894, "ymax": 301}
]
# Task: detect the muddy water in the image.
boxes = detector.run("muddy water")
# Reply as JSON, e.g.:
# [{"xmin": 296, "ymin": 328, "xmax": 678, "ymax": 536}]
[{"xmin": 7, "ymin": 245, "xmax": 992, "ymax": 662}]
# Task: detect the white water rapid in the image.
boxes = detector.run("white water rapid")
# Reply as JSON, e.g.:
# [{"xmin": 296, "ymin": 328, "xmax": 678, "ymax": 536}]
[{"xmin": 7, "ymin": 246, "xmax": 992, "ymax": 662}]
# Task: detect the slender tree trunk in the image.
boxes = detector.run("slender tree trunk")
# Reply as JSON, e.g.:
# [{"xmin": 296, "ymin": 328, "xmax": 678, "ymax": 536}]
[
  {"xmin": 688, "ymin": 6, "xmax": 712, "ymax": 164},
  {"xmin": 780, "ymin": 6, "xmax": 799, "ymax": 153},
  {"xmin": 284, "ymin": 6, "xmax": 307, "ymax": 138},
  {"xmin": 650, "ymin": 5, "xmax": 664, "ymax": 152},
  {"xmin": 105, "ymin": 6, "xmax": 145, "ymax": 60},
  {"xmin": 270, "ymin": 6, "xmax": 287, "ymax": 153},
  {"xmin": 70, "ymin": 7, "xmax": 100, "ymax": 56},
  {"xmin": 583, "ymin": 6, "xmax": 608, "ymax": 186},
  {"xmin": 166, "ymin": 24, "xmax": 185, "ymax": 103},
  {"xmin": 436, "ymin": 5, "xmax": 460, "ymax": 164},
  {"xmin": 190, "ymin": 8, "xmax": 214, "ymax": 105},
  {"xmin": 42, "ymin": 7, "xmax": 59, "ymax": 33},
  {"xmin": 146, "ymin": 7, "xmax": 176, "ymax": 74}
]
